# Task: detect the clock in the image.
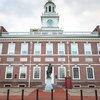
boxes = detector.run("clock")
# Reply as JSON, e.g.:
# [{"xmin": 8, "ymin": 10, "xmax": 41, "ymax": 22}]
[{"xmin": 47, "ymin": 19, "xmax": 53, "ymax": 27}]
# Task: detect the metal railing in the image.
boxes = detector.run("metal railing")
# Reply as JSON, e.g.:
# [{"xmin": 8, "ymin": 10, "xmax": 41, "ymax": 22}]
[{"xmin": 0, "ymin": 88, "xmax": 99, "ymax": 100}]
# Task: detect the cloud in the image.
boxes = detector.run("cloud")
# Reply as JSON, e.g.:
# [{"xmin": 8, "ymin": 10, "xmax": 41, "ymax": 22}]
[{"xmin": 0, "ymin": 0, "xmax": 100, "ymax": 32}]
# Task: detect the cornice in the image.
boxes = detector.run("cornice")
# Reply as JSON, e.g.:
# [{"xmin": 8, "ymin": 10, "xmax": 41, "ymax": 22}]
[{"xmin": 0, "ymin": 37, "xmax": 100, "ymax": 42}]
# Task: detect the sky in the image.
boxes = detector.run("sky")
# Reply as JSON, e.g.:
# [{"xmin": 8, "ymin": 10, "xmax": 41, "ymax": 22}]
[{"xmin": 0, "ymin": 0, "xmax": 100, "ymax": 32}]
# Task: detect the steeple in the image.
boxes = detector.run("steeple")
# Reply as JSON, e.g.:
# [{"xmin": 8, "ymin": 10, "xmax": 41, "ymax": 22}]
[
  {"xmin": 40, "ymin": 0, "xmax": 63, "ymax": 33},
  {"xmin": 44, "ymin": 0, "xmax": 56, "ymax": 13}
]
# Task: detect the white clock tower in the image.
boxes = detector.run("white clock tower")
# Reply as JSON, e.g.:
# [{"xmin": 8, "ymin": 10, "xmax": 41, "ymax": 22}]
[{"xmin": 41, "ymin": 0, "xmax": 61, "ymax": 31}]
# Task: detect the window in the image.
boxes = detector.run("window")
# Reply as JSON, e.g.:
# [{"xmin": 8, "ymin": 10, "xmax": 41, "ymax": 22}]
[
  {"xmin": 20, "ymin": 58, "xmax": 27, "ymax": 62},
  {"xmin": 97, "ymin": 43, "xmax": 100, "ymax": 54},
  {"xmin": 7, "ymin": 57, "xmax": 14, "ymax": 62},
  {"xmin": 73, "ymin": 84, "xmax": 81, "ymax": 88},
  {"xmin": 4, "ymin": 84, "xmax": 11, "ymax": 87},
  {"xmin": 85, "ymin": 58, "xmax": 93, "ymax": 62},
  {"xmin": 71, "ymin": 43, "xmax": 78, "ymax": 54},
  {"xmin": 58, "ymin": 58, "xmax": 65, "ymax": 62},
  {"xmin": 5, "ymin": 66, "xmax": 13, "ymax": 79},
  {"xmin": 58, "ymin": 66, "xmax": 66, "ymax": 79},
  {"xmin": 45, "ymin": 58, "xmax": 54, "ymax": 62},
  {"xmin": 72, "ymin": 66, "xmax": 80, "ymax": 80},
  {"xmin": 0, "ymin": 43, "xmax": 3, "ymax": 54},
  {"xmin": 84, "ymin": 43, "xmax": 92, "ymax": 55},
  {"xmin": 58, "ymin": 43, "xmax": 65, "ymax": 54},
  {"xmin": 72, "ymin": 58, "xmax": 79, "ymax": 62},
  {"xmin": 46, "ymin": 43, "xmax": 53, "ymax": 54},
  {"xmin": 49, "ymin": 6, "xmax": 51, "ymax": 12},
  {"xmin": 21, "ymin": 43, "xmax": 28, "ymax": 54},
  {"xmin": 18, "ymin": 84, "xmax": 26, "ymax": 87},
  {"xmin": 19, "ymin": 66, "xmax": 27, "ymax": 79},
  {"xmin": 88, "ymin": 85, "xmax": 95, "ymax": 88},
  {"xmin": 34, "ymin": 58, "xmax": 41, "ymax": 62},
  {"xmin": 8, "ymin": 43, "xmax": 15, "ymax": 54},
  {"xmin": 34, "ymin": 43, "xmax": 41, "ymax": 55},
  {"xmin": 33, "ymin": 65, "xmax": 41, "ymax": 79},
  {"xmin": 86, "ymin": 67, "xmax": 94, "ymax": 80}
]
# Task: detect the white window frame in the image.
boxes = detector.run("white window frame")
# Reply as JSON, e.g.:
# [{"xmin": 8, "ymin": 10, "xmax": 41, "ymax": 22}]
[
  {"xmin": 7, "ymin": 57, "xmax": 14, "ymax": 62},
  {"xmin": 34, "ymin": 58, "xmax": 41, "ymax": 62},
  {"xmin": 84, "ymin": 43, "xmax": 92, "ymax": 55},
  {"xmin": 71, "ymin": 43, "xmax": 78, "ymax": 55},
  {"xmin": 85, "ymin": 58, "xmax": 93, "ymax": 62},
  {"xmin": 46, "ymin": 43, "xmax": 53, "ymax": 55},
  {"xmin": 72, "ymin": 58, "xmax": 79, "ymax": 62},
  {"xmin": 33, "ymin": 65, "xmax": 41, "ymax": 79},
  {"xmin": 5, "ymin": 66, "xmax": 13, "ymax": 79},
  {"xmin": 4, "ymin": 84, "xmax": 12, "ymax": 87},
  {"xmin": 21, "ymin": 43, "xmax": 28, "ymax": 55},
  {"xmin": 88, "ymin": 84, "xmax": 96, "ymax": 88},
  {"xmin": 97, "ymin": 43, "xmax": 100, "ymax": 54},
  {"xmin": 19, "ymin": 66, "xmax": 27, "ymax": 79},
  {"xmin": 73, "ymin": 84, "xmax": 81, "ymax": 88},
  {"xmin": 8, "ymin": 43, "xmax": 15, "ymax": 54},
  {"xmin": 0, "ymin": 43, "xmax": 3, "ymax": 54},
  {"xmin": 72, "ymin": 66, "xmax": 80, "ymax": 80},
  {"xmin": 86, "ymin": 66, "xmax": 95, "ymax": 80},
  {"xmin": 58, "ymin": 58, "xmax": 65, "ymax": 62},
  {"xmin": 45, "ymin": 58, "xmax": 54, "ymax": 62},
  {"xmin": 58, "ymin": 65, "xmax": 66, "ymax": 80},
  {"xmin": 18, "ymin": 84, "xmax": 26, "ymax": 87},
  {"xmin": 58, "ymin": 43, "xmax": 65, "ymax": 54},
  {"xmin": 34, "ymin": 43, "xmax": 41, "ymax": 55},
  {"xmin": 20, "ymin": 58, "xmax": 27, "ymax": 62}
]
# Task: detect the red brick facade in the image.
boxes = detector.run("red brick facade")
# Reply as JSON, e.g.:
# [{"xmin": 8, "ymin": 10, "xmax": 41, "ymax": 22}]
[
  {"xmin": 0, "ymin": 0, "xmax": 100, "ymax": 88},
  {"xmin": 0, "ymin": 33, "xmax": 100, "ymax": 88}
]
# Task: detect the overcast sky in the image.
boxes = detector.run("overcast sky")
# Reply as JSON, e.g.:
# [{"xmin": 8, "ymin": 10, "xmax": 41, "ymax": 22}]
[{"xmin": 0, "ymin": 0, "xmax": 100, "ymax": 32}]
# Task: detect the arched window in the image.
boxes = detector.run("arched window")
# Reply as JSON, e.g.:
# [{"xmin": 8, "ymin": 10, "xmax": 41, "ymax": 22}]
[
  {"xmin": 49, "ymin": 6, "xmax": 51, "ymax": 12},
  {"xmin": 46, "ymin": 7, "xmax": 47, "ymax": 12}
]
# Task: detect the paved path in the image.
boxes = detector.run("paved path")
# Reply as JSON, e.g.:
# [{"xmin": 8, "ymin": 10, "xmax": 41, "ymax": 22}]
[{"xmin": 0, "ymin": 88, "xmax": 100, "ymax": 100}]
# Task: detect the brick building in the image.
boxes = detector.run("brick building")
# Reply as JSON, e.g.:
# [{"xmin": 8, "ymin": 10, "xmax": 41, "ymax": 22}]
[{"xmin": 0, "ymin": 0, "xmax": 100, "ymax": 88}]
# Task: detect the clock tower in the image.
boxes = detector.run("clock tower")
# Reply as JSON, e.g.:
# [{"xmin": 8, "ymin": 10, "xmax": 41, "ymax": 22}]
[{"xmin": 41, "ymin": 0, "xmax": 60, "ymax": 31}]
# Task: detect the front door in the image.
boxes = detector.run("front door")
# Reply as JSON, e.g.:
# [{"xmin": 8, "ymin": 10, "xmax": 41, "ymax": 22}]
[{"xmin": 45, "ymin": 67, "xmax": 54, "ymax": 84}]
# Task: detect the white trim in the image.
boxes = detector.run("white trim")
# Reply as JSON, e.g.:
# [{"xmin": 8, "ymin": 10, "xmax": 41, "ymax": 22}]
[
  {"xmin": 73, "ymin": 84, "xmax": 81, "ymax": 88},
  {"xmin": 58, "ymin": 66, "xmax": 66, "ymax": 80},
  {"xmin": 34, "ymin": 43, "xmax": 41, "ymax": 55},
  {"xmin": 0, "ymin": 43, "xmax": 3, "ymax": 54},
  {"xmin": 97, "ymin": 43, "xmax": 100, "ymax": 54},
  {"xmin": 5, "ymin": 66, "xmax": 13, "ymax": 79},
  {"xmin": 86, "ymin": 66, "xmax": 95, "ymax": 80},
  {"xmin": 71, "ymin": 43, "xmax": 79, "ymax": 55},
  {"xmin": 46, "ymin": 43, "xmax": 53, "ymax": 55},
  {"xmin": 58, "ymin": 43, "xmax": 65, "ymax": 55},
  {"xmin": 18, "ymin": 84, "xmax": 26, "ymax": 87},
  {"xmin": 19, "ymin": 66, "xmax": 27, "ymax": 79},
  {"xmin": 4, "ymin": 84, "xmax": 12, "ymax": 87},
  {"xmin": 8, "ymin": 43, "xmax": 15, "ymax": 55},
  {"xmin": 84, "ymin": 43, "xmax": 92, "ymax": 55},
  {"xmin": 21, "ymin": 43, "xmax": 28, "ymax": 55},
  {"xmin": 72, "ymin": 66, "xmax": 80, "ymax": 80},
  {"xmin": 88, "ymin": 84, "xmax": 96, "ymax": 88},
  {"xmin": 33, "ymin": 66, "xmax": 41, "ymax": 79}
]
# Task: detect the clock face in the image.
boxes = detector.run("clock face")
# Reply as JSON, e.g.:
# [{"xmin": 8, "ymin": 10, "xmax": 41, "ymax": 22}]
[{"xmin": 47, "ymin": 19, "xmax": 53, "ymax": 26}]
